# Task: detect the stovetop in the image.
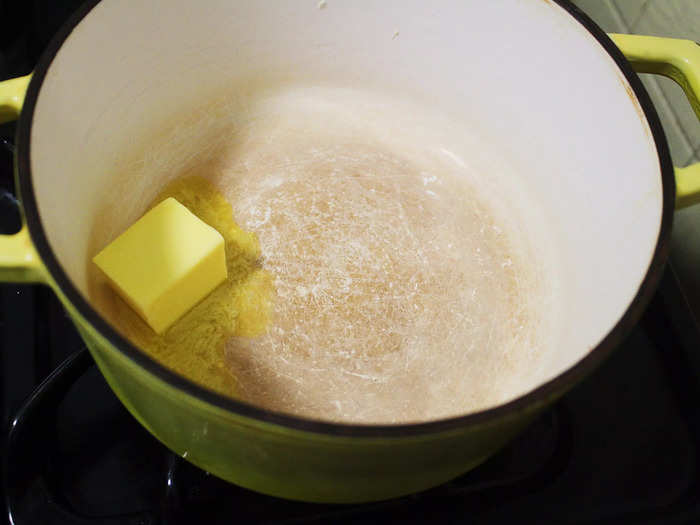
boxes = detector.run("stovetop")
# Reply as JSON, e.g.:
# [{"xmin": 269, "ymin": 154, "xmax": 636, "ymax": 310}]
[{"xmin": 2, "ymin": 3, "xmax": 700, "ymax": 523}]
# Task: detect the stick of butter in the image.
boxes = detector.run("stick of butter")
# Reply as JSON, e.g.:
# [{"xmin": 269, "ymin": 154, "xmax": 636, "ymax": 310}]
[{"xmin": 93, "ymin": 197, "xmax": 228, "ymax": 334}]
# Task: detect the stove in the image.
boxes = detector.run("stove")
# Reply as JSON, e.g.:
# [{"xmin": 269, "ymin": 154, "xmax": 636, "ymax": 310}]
[{"xmin": 2, "ymin": 3, "xmax": 700, "ymax": 524}]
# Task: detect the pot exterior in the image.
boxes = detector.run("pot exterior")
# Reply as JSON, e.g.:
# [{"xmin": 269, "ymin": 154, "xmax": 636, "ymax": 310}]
[
  {"xmin": 65, "ymin": 296, "xmax": 540, "ymax": 502},
  {"xmin": 2, "ymin": 0, "xmax": 683, "ymax": 504}
]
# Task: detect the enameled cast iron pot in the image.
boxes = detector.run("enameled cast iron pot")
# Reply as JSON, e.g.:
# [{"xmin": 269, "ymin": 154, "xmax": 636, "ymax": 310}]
[{"xmin": 1, "ymin": 0, "xmax": 699, "ymax": 503}]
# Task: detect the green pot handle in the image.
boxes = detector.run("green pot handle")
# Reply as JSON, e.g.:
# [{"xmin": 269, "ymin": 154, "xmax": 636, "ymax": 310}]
[
  {"xmin": 610, "ymin": 34, "xmax": 700, "ymax": 209},
  {"xmin": 0, "ymin": 74, "xmax": 46, "ymax": 283}
]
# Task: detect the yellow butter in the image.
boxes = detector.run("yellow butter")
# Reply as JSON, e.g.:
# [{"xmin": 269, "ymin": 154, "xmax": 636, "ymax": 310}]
[{"xmin": 93, "ymin": 197, "xmax": 227, "ymax": 334}]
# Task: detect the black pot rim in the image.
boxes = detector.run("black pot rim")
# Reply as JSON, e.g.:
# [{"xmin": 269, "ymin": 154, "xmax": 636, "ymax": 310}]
[{"xmin": 14, "ymin": 0, "xmax": 675, "ymax": 438}]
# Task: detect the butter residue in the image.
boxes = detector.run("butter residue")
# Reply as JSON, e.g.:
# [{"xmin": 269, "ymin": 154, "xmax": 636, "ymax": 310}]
[{"xmin": 102, "ymin": 175, "xmax": 273, "ymax": 397}]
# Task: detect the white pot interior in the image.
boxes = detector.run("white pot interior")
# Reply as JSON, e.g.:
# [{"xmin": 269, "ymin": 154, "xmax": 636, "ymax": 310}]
[{"xmin": 28, "ymin": 0, "xmax": 662, "ymax": 422}]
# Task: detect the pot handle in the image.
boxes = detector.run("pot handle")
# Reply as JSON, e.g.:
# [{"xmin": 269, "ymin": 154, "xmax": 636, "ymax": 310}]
[
  {"xmin": 610, "ymin": 34, "xmax": 700, "ymax": 209},
  {"xmin": 0, "ymin": 74, "xmax": 31, "ymax": 124},
  {"xmin": 0, "ymin": 74, "xmax": 46, "ymax": 283}
]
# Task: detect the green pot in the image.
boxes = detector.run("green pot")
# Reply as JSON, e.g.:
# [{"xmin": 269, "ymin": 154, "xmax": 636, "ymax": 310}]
[{"xmin": 0, "ymin": 0, "xmax": 698, "ymax": 503}]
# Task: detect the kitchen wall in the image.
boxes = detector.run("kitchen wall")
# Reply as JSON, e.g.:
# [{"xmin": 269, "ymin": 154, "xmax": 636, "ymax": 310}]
[{"xmin": 572, "ymin": 0, "xmax": 700, "ymax": 317}]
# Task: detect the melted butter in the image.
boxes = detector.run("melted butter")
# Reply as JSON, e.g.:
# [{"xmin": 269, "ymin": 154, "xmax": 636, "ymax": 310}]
[{"xmin": 96, "ymin": 175, "xmax": 273, "ymax": 397}]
